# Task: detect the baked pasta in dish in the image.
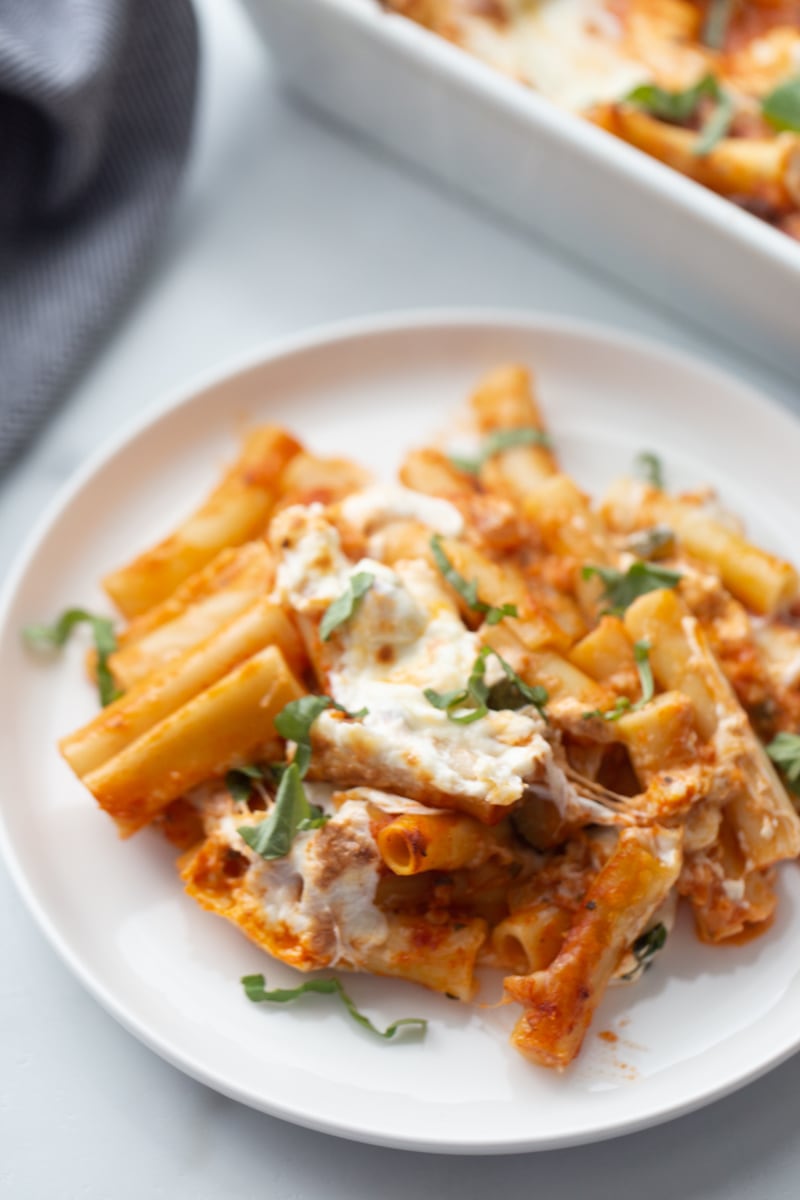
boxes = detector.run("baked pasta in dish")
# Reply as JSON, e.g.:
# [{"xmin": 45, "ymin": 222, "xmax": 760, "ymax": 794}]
[
  {"xmin": 381, "ymin": 0, "xmax": 800, "ymax": 239},
  {"xmin": 39, "ymin": 364, "xmax": 800, "ymax": 1069}
]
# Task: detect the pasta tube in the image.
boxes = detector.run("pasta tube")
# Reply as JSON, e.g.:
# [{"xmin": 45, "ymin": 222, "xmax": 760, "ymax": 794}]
[
  {"xmin": 62, "ymin": 599, "xmax": 305, "ymax": 778},
  {"xmin": 376, "ymin": 811, "xmax": 506, "ymax": 874},
  {"xmin": 109, "ymin": 542, "xmax": 278, "ymax": 689},
  {"xmin": 624, "ymin": 588, "xmax": 800, "ymax": 866},
  {"xmin": 611, "ymin": 109, "xmax": 800, "ymax": 211},
  {"xmin": 506, "ymin": 826, "xmax": 682, "ymax": 1069},
  {"xmin": 104, "ymin": 426, "xmax": 301, "ymax": 618},
  {"xmin": 81, "ymin": 645, "xmax": 304, "ymax": 836},
  {"xmin": 602, "ymin": 478, "xmax": 798, "ymax": 615}
]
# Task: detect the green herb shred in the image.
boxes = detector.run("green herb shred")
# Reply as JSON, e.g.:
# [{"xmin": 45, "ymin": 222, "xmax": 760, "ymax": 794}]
[
  {"xmin": 621, "ymin": 922, "xmax": 668, "ymax": 981},
  {"xmin": 635, "ymin": 451, "xmax": 665, "ymax": 490},
  {"xmin": 320, "ymin": 571, "xmax": 375, "ymax": 641},
  {"xmin": 701, "ymin": 0, "xmax": 735, "ymax": 48},
  {"xmin": 581, "ymin": 561, "xmax": 682, "ymax": 614},
  {"xmin": 241, "ymin": 973, "xmax": 428, "ymax": 1040},
  {"xmin": 449, "ymin": 426, "xmax": 552, "ymax": 476},
  {"xmin": 226, "ymin": 763, "xmax": 269, "ymax": 804},
  {"xmin": 762, "ymin": 76, "xmax": 800, "ymax": 132},
  {"xmin": 430, "ymin": 535, "xmax": 518, "ymax": 625},
  {"xmin": 237, "ymin": 694, "xmax": 366, "ymax": 859},
  {"xmin": 23, "ymin": 607, "xmax": 121, "ymax": 706},
  {"xmin": 425, "ymin": 645, "xmax": 548, "ymax": 724},
  {"xmin": 766, "ymin": 732, "xmax": 800, "ymax": 795},
  {"xmin": 625, "ymin": 74, "xmax": 733, "ymax": 155}
]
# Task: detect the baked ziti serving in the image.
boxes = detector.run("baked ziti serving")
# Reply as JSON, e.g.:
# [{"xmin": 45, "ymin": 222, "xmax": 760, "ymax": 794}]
[
  {"xmin": 30, "ymin": 364, "xmax": 800, "ymax": 1069},
  {"xmin": 381, "ymin": 0, "xmax": 800, "ymax": 240}
]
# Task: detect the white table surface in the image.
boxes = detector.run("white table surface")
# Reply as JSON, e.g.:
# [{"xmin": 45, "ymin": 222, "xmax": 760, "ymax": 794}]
[{"xmin": 3, "ymin": 1, "xmax": 800, "ymax": 1195}]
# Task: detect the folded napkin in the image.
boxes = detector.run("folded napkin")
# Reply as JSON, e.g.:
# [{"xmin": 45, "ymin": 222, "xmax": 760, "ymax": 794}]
[{"xmin": 0, "ymin": 0, "xmax": 198, "ymax": 474}]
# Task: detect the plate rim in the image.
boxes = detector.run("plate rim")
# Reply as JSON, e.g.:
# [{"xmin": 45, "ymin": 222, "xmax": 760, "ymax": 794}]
[{"xmin": 3, "ymin": 306, "xmax": 800, "ymax": 1154}]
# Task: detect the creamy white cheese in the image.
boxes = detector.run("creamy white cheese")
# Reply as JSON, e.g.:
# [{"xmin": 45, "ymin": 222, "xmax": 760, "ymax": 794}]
[
  {"xmin": 272, "ymin": 503, "xmax": 552, "ymax": 807},
  {"xmin": 230, "ymin": 801, "xmax": 387, "ymax": 966},
  {"xmin": 340, "ymin": 484, "xmax": 463, "ymax": 538},
  {"xmin": 458, "ymin": 0, "xmax": 649, "ymax": 111},
  {"xmin": 344, "ymin": 787, "xmax": 447, "ymax": 815},
  {"xmin": 271, "ymin": 503, "xmax": 350, "ymax": 612},
  {"xmin": 323, "ymin": 551, "xmax": 550, "ymax": 806},
  {"xmin": 721, "ymin": 877, "xmax": 746, "ymax": 903},
  {"xmin": 780, "ymin": 652, "xmax": 800, "ymax": 690}
]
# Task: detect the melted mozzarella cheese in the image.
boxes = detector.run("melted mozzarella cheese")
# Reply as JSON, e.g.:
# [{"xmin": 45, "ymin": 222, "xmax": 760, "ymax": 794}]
[
  {"xmin": 271, "ymin": 503, "xmax": 350, "ymax": 612},
  {"xmin": 324, "ymin": 553, "xmax": 549, "ymax": 806},
  {"xmin": 457, "ymin": 0, "xmax": 649, "ymax": 111},
  {"xmin": 229, "ymin": 801, "xmax": 388, "ymax": 966},
  {"xmin": 340, "ymin": 484, "xmax": 463, "ymax": 538},
  {"xmin": 273, "ymin": 503, "xmax": 551, "ymax": 807}
]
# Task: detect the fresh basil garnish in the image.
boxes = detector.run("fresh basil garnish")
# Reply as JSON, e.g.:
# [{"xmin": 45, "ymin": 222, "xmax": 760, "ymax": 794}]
[
  {"xmin": 430, "ymin": 535, "xmax": 518, "ymax": 626},
  {"xmin": 23, "ymin": 607, "xmax": 121, "ymax": 706},
  {"xmin": 635, "ymin": 451, "xmax": 664, "ymax": 490},
  {"xmin": 762, "ymin": 76, "xmax": 800, "ymax": 133},
  {"xmin": 702, "ymin": 0, "xmax": 734, "ymax": 48},
  {"xmin": 425, "ymin": 646, "xmax": 548, "ymax": 724},
  {"xmin": 275, "ymin": 694, "xmax": 337, "ymax": 776},
  {"xmin": 694, "ymin": 89, "xmax": 735, "ymax": 155},
  {"xmin": 242, "ymin": 973, "xmax": 428, "ymax": 1040},
  {"xmin": 625, "ymin": 74, "xmax": 733, "ymax": 155},
  {"xmin": 226, "ymin": 763, "xmax": 269, "ymax": 804},
  {"xmin": 634, "ymin": 638, "xmax": 655, "ymax": 707},
  {"xmin": 625, "ymin": 525, "xmax": 675, "ymax": 560},
  {"xmin": 766, "ymin": 732, "xmax": 800, "ymax": 795},
  {"xmin": 581, "ymin": 561, "xmax": 681, "ymax": 614},
  {"xmin": 583, "ymin": 639, "xmax": 654, "ymax": 722},
  {"xmin": 620, "ymin": 922, "xmax": 668, "ymax": 981},
  {"xmin": 425, "ymin": 646, "xmax": 492, "ymax": 725},
  {"xmin": 238, "ymin": 763, "xmax": 329, "ymax": 859},
  {"xmin": 238, "ymin": 694, "xmax": 366, "ymax": 858},
  {"xmin": 449, "ymin": 426, "xmax": 552, "ymax": 476},
  {"xmin": 320, "ymin": 571, "xmax": 375, "ymax": 641},
  {"xmin": 487, "ymin": 650, "xmax": 549, "ymax": 718}
]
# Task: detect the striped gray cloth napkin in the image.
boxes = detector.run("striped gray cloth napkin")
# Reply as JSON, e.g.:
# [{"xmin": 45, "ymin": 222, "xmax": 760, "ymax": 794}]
[{"xmin": 0, "ymin": 0, "xmax": 198, "ymax": 474}]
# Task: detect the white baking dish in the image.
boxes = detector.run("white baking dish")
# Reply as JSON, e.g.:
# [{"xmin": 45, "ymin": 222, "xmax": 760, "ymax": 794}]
[{"xmin": 241, "ymin": 0, "xmax": 800, "ymax": 376}]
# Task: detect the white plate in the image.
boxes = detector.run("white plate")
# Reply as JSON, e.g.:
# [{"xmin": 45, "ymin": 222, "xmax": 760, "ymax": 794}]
[{"xmin": 2, "ymin": 311, "xmax": 800, "ymax": 1155}]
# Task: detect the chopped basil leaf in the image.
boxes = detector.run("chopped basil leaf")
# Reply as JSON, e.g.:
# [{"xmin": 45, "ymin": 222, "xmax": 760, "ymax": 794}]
[
  {"xmin": 241, "ymin": 973, "xmax": 428, "ymax": 1040},
  {"xmin": 449, "ymin": 426, "xmax": 552, "ymax": 476},
  {"xmin": 237, "ymin": 763, "xmax": 329, "ymax": 860},
  {"xmin": 424, "ymin": 646, "xmax": 490, "ymax": 724},
  {"xmin": 320, "ymin": 571, "xmax": 375, "ymax": 641},
  {"xmin": 702, "ymin": 0, "xmax": 734, "ymax": 48},
  {"xmin": 423, "ymin": 685, "xmax": 478, "ymax": 712},
  {"xmin": 425, "ymin": 646, "xmax": 548, "ymax": 724},
  {"xmin": 487, "ymin": 652, "xmax": 549, "ymax": 720},
  {"xmin": 581, "ymin": 561, "xmax": 681, "ymax": 614},
  {"xmin": 762, "ymin": 76, "xmax": 800, "ymax": 133},
  {"xmin": 621, "ymin": 922, "xmax": 668, "ymax": 981},
  {"xmin": 626, "ymin": 74, "xmax": 718, "ymax": 123},
  {"xmin": 635, "ymin": 451, "xmax": 664, "ymax": 490},
  {"xmin": 23, "ymin": 607, "xmax": 121, "ymax": 706},
  {"xmin": 226, "ymin": 764, "xmax": 269, "ymax": 804},
  {"xmin": 625, "ymin": 524, "xmax": 675, "ymax": 560},
  {"xmin": 634, "ymin": 638, "xmax": 655, "ymax": 707},
  {"xmin": 275, "ymin": 695, "xmax": 334, "ymax": 777},
  {"xmin": 694, "ymin": 89, "xmax": 734, "ymax": 155},
  {"xmin": 583, "ymin": 696, "xmax": 633, "ymax": 723},
  {"xmin": 274, "ymin": 694, "xmax": 366, "ymax": 777},
  {"xmin": 582, "ymin": 639, "xmax": 654, "ymax": 722},
  {"xmin": 429, "ymin": 535, "xmax": 518, "ymax": 625},
  {"xmin": 766, "ymin": 732, "xmax": 800, "ymax": 795},
  {"xmin": 625, "ymin": 74, "xmax": 733, "ymax": 155}
]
